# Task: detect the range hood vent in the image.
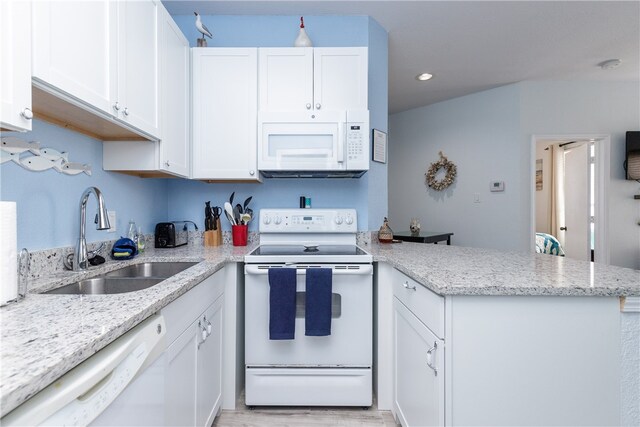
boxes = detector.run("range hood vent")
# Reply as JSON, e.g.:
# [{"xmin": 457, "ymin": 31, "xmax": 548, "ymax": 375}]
[{"xmin": 260, "ymin": 170, "xmax": 367, "ymax": 179}]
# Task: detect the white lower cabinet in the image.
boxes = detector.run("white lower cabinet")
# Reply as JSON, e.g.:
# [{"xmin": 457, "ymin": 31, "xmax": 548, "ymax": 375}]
[
  {"xmin": 162, "ymin": 272, "xmax": 224, "ymax": 426},
  {"xmin": 386, "ymin": 266, "xmax": 621, "ymax": 427}
]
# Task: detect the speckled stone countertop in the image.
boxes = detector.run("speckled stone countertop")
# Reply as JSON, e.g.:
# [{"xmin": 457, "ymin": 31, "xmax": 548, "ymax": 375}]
[
  {"xmin": 2, "ymin": 241, "xmax": 639, "ymax": 417},
  {"xmin": 369, "ymin": 242, "xmax": 640, "ymax": 297}
]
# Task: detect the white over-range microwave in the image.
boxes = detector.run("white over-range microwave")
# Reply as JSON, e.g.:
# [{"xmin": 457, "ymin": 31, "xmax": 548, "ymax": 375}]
[{"xmin": 257, "ymin": 110, "xmax": 370, "ymax": 178}]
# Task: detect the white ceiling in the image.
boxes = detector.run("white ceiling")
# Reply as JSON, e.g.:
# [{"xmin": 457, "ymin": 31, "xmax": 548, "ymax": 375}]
[{"xmin": 163, "ymin": 1, "xmax": 640, "ymax": 114}]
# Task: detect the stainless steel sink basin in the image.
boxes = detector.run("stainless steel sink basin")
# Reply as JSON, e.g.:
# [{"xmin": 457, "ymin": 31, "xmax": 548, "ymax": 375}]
[
  {"xmin": 45, "ymin": 277, "xmax": 164, "ymax": 295},
  {"xmin": 103, "ymin": 262, "xmax": 199, "ymax": 278}
]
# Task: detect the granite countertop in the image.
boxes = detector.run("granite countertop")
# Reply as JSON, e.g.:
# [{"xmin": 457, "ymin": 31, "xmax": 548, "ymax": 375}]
[{"xmin": 1, "ymin": 241, "xmax": 639, "ymax": 417}]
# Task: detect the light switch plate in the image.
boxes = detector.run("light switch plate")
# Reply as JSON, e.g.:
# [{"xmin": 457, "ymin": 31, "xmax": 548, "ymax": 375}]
[
  {"xmin": 490, "ymin": 181, "xmax": 505, "ymax": 192},
  {"xmin": 108, "ymin": 211, "xmax": 117, "ymax": 232}
]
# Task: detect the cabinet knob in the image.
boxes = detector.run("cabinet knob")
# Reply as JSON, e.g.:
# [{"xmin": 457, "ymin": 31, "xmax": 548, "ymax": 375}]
[
  {"xmin": 123, "ymin": 107, "xmax": 129, "ymax": 116},
  {"xmin": 306, "ymin": 103, "xmax": 312, "ymax": 110},
  {"xmin": 113, "ymin": 102, "xmax": 121, "ymax": 111},
  {"xmin": 21, "ymin": 108, "xmax": 33, "ymax": 120},
  {"xmin": 205, "ymin": 318, "xmax": 212, "ymax": 335},
  {"xmin": 560, "ymin": 226, "xmax": 567, "ymax": 231},
  {"xmin": 165, "ymin": 161, "xmax": 170, "ymax": 168},
  {"xmin": 249, "ymin": 170, "xmax": 255, "ymax": 176},
  {"xmin": 315, "ymin": 103, "xmax": 321, "ymax": 110},
  {"xmin": 403, "ymin": 281, "xmax": 416, "ymax": 291}
]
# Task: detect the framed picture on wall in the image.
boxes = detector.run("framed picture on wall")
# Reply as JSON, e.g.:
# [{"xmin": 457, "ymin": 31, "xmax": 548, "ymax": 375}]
[{"xmin": 372, "ymin": 129, "xmax": 387, "ymax": 163}]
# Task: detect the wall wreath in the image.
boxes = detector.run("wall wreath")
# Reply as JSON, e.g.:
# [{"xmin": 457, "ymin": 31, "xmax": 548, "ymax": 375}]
[{"xmin": 425, "ymin": 151, "xmax": 457, "ymax": 191}]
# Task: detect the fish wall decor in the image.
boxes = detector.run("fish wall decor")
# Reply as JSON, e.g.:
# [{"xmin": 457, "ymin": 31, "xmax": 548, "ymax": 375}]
[{"xmin": 1, "ymin": 136, "xmax": 91, "ymax": 176}]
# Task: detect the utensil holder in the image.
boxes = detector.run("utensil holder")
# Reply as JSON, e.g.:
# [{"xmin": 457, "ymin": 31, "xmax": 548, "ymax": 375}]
[
  {"xmin": 232, "ymin": 224, "xmax": 248, "ymax": 246},
  {"xmin": 204, "ymin": 219, "xmax": 222, "ymax": 247}
]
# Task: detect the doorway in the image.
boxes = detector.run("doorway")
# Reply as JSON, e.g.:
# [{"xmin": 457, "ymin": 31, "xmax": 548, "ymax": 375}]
[{"xmin": 531, "ymin": 135, "xmax": 610, "ymax": 264}]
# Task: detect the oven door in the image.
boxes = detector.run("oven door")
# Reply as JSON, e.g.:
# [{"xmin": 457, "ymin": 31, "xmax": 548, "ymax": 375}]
[{"xmin": 244, "ymin": 263, "xmax": 373, "ymax": 367}]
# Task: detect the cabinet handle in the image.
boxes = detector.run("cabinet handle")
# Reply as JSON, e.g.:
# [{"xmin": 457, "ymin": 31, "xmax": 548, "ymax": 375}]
[
  {"xmin": 113, "ymin": 102, "xmax": 120, "ymax": 111},
  {"xmin": 560, "ymin": 226, "xmax": 567, "ymax": 231},
  {"xmin": 403, "ymin": 281, "xmax": 416, "ymax": 291},
  {"xmin": 21, "ymin": 108, "xmax": 33, "ymax": 120},
  {"xmin": 249, "ymin": 170, "xmax": 255, "ymax": 176},
  {"xmin": 315, "ymin": 103, "xmax": 321, "ymax": 110},
  {"xmin": 198, "ymin": 320, "xmax": 207, "ymax": 348},
  {"xmin": 123, "ymin": 107, "xmax": 129, "ymax": 116},
  {"xmin": 165, "ymin": 161, "xmax": 170, "ymax": 168},
  {"xmin": 306, "ymin": 103, "xmax": 312, "ymax": 110},
  {"xmin": 426, "ymin": 341, "xmax": 438, "ymax": 376}
]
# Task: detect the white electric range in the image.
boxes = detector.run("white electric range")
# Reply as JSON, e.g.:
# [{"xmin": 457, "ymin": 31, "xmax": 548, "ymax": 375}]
[{"xmin": 244, "ymin": 209, "xmax": 373, "ymax": 407}]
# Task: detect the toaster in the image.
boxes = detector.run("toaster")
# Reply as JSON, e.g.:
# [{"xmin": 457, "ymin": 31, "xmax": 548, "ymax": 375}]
[{"xmin": 155, "ymin": 222, "xmax": 188, "ymax": 248}]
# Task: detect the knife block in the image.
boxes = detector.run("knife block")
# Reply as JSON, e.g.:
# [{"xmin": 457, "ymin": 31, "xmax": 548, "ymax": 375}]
[{"xmin": 204, "ymin": 219, "xmax": 222, "ymax": 247}]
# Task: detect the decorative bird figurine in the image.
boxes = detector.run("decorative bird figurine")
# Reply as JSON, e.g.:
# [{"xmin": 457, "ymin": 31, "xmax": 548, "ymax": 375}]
[
  {"xmin": 194, "ymin": 12, "xmax": 213, "ymax": 40},
  {"xmin": 294, "ymin": 16, "xmax": 312, "ymax": 47}
]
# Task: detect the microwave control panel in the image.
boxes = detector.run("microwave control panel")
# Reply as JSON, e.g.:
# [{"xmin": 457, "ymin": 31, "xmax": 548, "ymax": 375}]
[{"xmin": 345, "ymin": 112, "xmax": 369, "ymax": 170}]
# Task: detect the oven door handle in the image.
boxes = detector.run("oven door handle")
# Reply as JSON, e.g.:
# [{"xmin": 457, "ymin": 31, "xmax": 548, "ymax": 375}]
[{"xmin": 244, "ymin": 265, "xmax": 373, "ymax": 275}]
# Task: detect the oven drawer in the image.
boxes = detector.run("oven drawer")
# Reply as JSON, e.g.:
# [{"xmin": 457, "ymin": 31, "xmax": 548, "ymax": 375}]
[
  {"xmin": 392, "ymin": 270, "xmax": 445, "ymax": 339},
  {"xmin": 245, "ymin": 368, "xmax": 372, "ymax": 406}
]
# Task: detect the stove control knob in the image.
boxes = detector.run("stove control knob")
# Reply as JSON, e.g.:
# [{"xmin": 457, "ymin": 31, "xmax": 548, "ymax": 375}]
[
  {"xmin": 345, "ymin": 216, "xmax": 354, "ymax": 225},
  {"xmin": 274, "ymin": 216, "xmax": 282, "ymax": 225},
  {"xmin": 263, "ymin": 216, "xmax": 271, "ymax": 225},
  {"xmin": 335, "ymin": 216, "xmax": 343, "ymax": 225}
]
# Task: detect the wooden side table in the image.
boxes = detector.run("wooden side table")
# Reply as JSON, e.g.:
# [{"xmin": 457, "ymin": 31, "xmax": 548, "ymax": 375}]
[{"xmin": 393, "ymin": 231, "xmax": 454, "ymax": 245}]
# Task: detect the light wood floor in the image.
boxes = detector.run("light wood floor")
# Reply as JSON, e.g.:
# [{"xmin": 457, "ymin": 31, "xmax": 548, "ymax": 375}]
[{"xmin": 213, "ymin": 392, "xmax": 399, "ymax": 427}]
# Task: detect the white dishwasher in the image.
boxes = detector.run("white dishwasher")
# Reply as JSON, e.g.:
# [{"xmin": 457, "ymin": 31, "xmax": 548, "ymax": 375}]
[{"xmin": 2, "ymin": 314, "xmax": 166, "ymax": 427}]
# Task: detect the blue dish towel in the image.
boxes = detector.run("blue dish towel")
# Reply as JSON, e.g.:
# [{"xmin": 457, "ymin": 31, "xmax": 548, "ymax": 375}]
[
  {"xmin": 268, "ymin": 268, "xmax": 297, "ymax": 340},
  {"xmin": 305, "ymin": 268, "xmax": 332, "ymax": 336}
]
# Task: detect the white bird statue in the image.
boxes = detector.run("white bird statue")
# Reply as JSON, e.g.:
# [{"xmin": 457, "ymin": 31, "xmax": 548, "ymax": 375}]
[
  {"xmin": 194, "ymin": 12, "xmax": 213, "ymax": 39},
  {"xmin": 294, "ymin": 16, "xmax": 312, "ymax": 47}
]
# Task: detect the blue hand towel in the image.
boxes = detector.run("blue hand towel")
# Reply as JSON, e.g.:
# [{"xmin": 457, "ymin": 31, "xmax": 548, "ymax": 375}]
[
  {"xmin": 305, "ymin": 268, "xmax": 332, "ymax": 336},
  {"xmin": 269, "ymin": 268, "xmax": 297, "ymax": 340}
]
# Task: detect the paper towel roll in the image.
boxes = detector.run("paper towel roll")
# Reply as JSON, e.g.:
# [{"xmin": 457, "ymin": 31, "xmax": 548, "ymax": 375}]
[
  {"xmin": 0, "ymin": 201, "xmax": 18, "ymax": 305},
  {"xmin": 627, "ymin": 151, "xmax": 640, "ymax": 180}
]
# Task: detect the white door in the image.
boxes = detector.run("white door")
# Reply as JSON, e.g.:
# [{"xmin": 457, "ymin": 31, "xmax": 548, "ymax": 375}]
[
  {"xmin": 31, "ymin": 0, "xmax": 117, "ymax": 116},
  {"xmin": 159, "ymin": 4, "xmax": 189, "ymax": 177},
  {"xmin": 191, "ymin": 48, "xmax": 259, "ymax": 180},
  {"xmin": 165, "ymin": 322, "xmax": 198, "ymax": 427},
  {"xmin": 196, "ymin": 297, "xmax": 223, "ymax": 427},
  {"xmin": 393, "ymin": 298, "xmax": 444, "ymax": 427},
  {"xmin": 561, "ymin": 143, "xmax": 590, "ymax": 261},
  {"xmin": 313, "ymin": 48, "xmax": 368, "ymax": 111},
  {"xmin": 116, "ymin": 0, "xmax": 159, "ymax": 138},
  {"xmin": 258, "ymin": 48, "xmax": 313, "ymax": 111},
  {"xmin": 1, "ymin": 0, "xmax": 32, "ymax": 132}
]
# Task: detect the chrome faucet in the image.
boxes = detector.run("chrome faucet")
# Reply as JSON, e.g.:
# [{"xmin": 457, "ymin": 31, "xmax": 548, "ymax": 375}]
[{"xmin": 73, "ymin": 187, "xmax": 110, "ymax": 271}]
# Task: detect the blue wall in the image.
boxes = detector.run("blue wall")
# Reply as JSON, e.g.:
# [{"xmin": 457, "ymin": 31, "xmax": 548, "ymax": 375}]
[
  {"xmin": 167, "ymin": 14, "xmax": 388, "ymax": 231},
  {"xmin": 0, "ymin": 120, "xmax": 168, "ymax": 250}
]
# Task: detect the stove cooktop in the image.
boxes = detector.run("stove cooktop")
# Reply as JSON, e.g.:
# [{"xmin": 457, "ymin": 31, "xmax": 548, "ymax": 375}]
[{"xmin": 245, "ymin": 244, "xmax": 372, "ymax": 264}]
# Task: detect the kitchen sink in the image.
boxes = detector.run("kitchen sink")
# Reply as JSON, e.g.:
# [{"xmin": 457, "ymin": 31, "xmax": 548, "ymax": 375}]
[
  {"xmin": 45, "ymin": 277, "xmax": 164, "ymax": 295},
  {"xmin": 44, "ymin": 261, "xmax": 201, "ymax": 295},
  {"xmin": 103, "ymin": 262, "xmax": 199, "ymax": 278}
]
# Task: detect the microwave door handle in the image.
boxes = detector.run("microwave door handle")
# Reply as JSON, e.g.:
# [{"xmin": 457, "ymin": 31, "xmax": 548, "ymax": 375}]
[
  {"xmin": 337, "ymin": 122, "xmax": 345, "ymax": 163},
  {"xmin": 277, "ymin": 149, "xmax": 333, "ymax": 158}
]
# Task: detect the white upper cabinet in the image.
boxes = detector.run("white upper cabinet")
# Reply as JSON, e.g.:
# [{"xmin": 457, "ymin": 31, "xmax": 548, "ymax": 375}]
[
  {"xmin": 259, "ymin": 47, "xmax": 367, "ymax": 112},
  {"xmin": 191, "ymin": 48, "xmax": 259, "ymax": 181},
  {"xmin": 258, "ymin": 48, "xmax": 313, "ymax": 112},
  {"xmin": 116, "ymin": 0, "xmax": 160, "ymax": 137},
  {"xmin": 32, "ymin": 0, "xmax": 117, "ymax": 116},
  {"xmin": 158, "ymin": 3, "xmax": 189, "ymax": 177},
  {"xmin": 1, "ymin": 0, "xmax": 33, "ymax": 132},
  {"xmin": 31, "ymin": 0, "xmax": 159, "ymax": 139}
]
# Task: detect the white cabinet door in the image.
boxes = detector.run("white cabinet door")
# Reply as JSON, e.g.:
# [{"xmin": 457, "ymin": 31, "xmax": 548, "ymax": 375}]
[
  {"xmin": 159, "ymin": 4, "xmax": 189, "ymax": 177},
  {"xmin": 0, "ymin": 0, "xmax": 32, "ymax": 131},
  {"xmin": 196, "ymin": 296, "xmax": 224, "ymax": 427},
  {"xmin": 116, "ymin": 0, "xmax": 160, "ymax": 138},
  {"xmin": 31, "ymin": 0, "xmax": 117, "ymax": 116},
  {"xmin": 192, "ymin": 48, "xmax": 259, "ymax": 181},
  {"xmin": 258, "ymin": 48, "xmax": 313, "ymax": 112},
  {"xmin": 314, "ymin": 48, "xmax": 368, "ymax": 111},
  {"xmin": 393, "ymin": 297, "xmax": 444, "ymax": 427},
  {"xmin": 165, "ymin": 321, "xmax": 198, "ymax": 427}
]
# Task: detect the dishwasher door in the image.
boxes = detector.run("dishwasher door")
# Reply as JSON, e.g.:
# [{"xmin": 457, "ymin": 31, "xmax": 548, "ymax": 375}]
[{"xmin": 2, "ymin": 314, "xmax": 166, "ymax": 427}]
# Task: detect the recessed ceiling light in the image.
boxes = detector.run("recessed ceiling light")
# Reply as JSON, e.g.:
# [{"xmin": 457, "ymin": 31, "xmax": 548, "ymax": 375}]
[
  {"xmin": 415, "ymin": 73, "xmax": 433, "ymax": 81},
  {"xmin": 598, "ymin": 59, "xmax": 622, "ymax": 70}
]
